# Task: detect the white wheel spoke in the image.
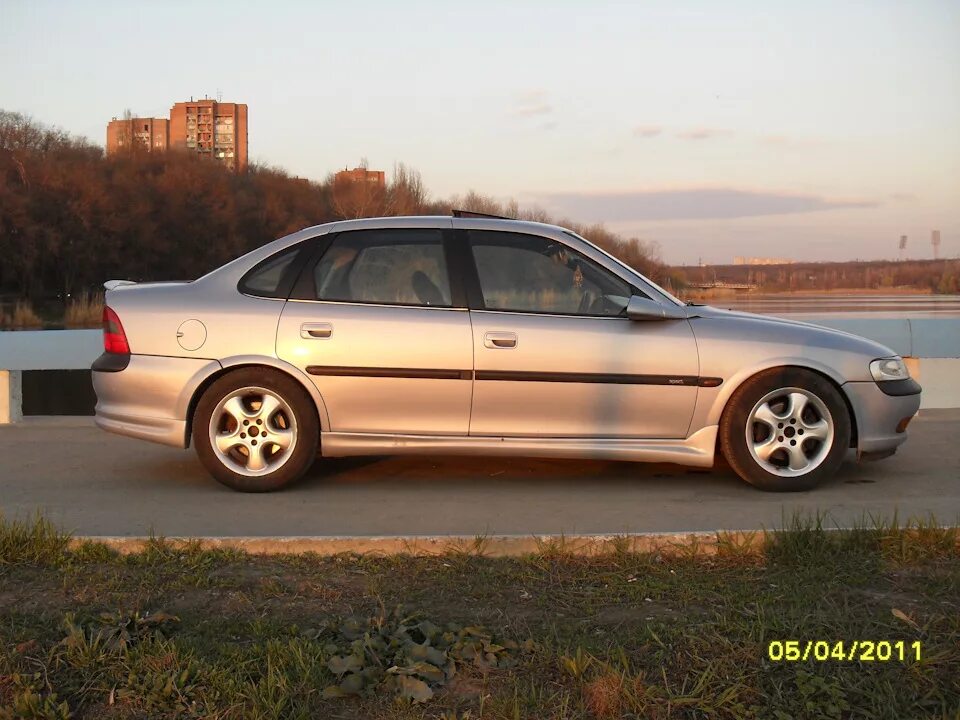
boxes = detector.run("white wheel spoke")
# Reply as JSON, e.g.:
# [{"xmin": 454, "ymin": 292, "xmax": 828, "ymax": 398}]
[
  {"xmin": 269, "ymin": 428, "xmax": 294, "ymax": 450},
  {"xmin": 786, "ymin": 392, "xmax": 809, "ymax": 422},
  {"xmin": 786, "ymin": 444, "xmax": 810, "ymax": 471},
  {"xmin": 802, "ymin": 418, "xmax": 830, "ymax": 441},
  {"xmin": 753, "ymin": 403, "xmax": 782, "ymax": 429},
  {"xmin": 258, "ymin": 394, "xmax": 282, "ymax": 423},
  {"xmin": 222, "ymin": 396, "xmax": 252, "ymax": 425},
  {"xmin": 753, "ymin": 436, "xmax": 779, "ymax": 462},
  {"xmin": 246, "ymin": 442, "xmax": 268, "ymax": 472},
  {"xmin": 215, "ymin": 429, "xmax": 243, "ymax": 454}
]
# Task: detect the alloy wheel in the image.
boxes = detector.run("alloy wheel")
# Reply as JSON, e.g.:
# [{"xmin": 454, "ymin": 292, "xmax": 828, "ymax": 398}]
[
  {"xmin": 745, "ymin": 387, "xmax": 834, "ymax": 477},
  {"xmin": 207, "ymin": 386, "xmax": 298, "ymax": 476}
]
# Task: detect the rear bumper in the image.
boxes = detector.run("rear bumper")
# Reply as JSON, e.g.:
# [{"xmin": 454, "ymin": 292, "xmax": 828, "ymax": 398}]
[
  {"xmin": 843, "ymin": 379, "xmax": 922, "ymax": 458},
  {"xmin": 92, "ymin": 354, "xmax": 221, "ymax": 448},
  {"xmin": 94, "ymin": 410, "xmax": 188, "ymax": 448}
]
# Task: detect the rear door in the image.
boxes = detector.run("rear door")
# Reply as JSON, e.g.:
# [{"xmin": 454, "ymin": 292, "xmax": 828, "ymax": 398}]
[
  {"xmin": 464, "ymin": 229, "xmax": 699, "ymax": 438},
  {"xmin": 276, "ymin": 225, "xmax": 473, "ymax": 435}
]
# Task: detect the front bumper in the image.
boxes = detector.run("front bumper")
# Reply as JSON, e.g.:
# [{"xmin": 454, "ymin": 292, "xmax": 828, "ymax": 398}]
[
  {"xmin": 92, "ymin": 354, "xmax": 221, "ymax": 448},
  {"xmin": 843, "ymin": 379, "xmax": 922, "ymax": 458}
]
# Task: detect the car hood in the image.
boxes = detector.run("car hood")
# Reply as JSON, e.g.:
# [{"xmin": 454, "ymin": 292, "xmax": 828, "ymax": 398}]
[{"xmin": 685, "ymin": 304, "xmax": 898, "ymax": 358}]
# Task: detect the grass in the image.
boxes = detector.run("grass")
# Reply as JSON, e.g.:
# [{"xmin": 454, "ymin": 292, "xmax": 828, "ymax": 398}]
[
  {"xmin": 0, "ymin": 513, "xmax": 70, "ymax": 566},
  {"xmin": 63, "ymin": 292, "xmax": 103, "ymax": 328},
  {"xmin": 0, "ymin": 293, "xmax": 102, "ymax": 329},
  {"xmin": 0, "ymin": 300, "xmax": 43, "ymax": 329},
  {"xmin": 0, "ymin": 513, "xmax": 958, "ymax": 719}
]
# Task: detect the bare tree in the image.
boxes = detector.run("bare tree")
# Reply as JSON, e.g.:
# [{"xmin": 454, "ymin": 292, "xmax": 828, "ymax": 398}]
[
  {"xmin": 384, "ymin": 162, "xmax": 426, "ymax": 216},
  {"xmin": 330, "ymin": 175, "xmax": 383, "ymax": 219}
]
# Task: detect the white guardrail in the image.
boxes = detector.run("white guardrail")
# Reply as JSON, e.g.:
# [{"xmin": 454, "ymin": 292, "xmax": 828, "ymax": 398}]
[{"xmin": 1, "ymin": 319, "xmax": 959, "ymax": 423}]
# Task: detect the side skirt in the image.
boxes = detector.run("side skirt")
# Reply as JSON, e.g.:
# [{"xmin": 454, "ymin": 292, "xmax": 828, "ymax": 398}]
[{"xmin": 320, "ymin": 426, "xmax": 718, "ymax": 467}]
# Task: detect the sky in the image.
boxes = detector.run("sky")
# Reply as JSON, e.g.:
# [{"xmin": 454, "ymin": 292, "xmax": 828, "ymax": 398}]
[{"xmin": 2, "ymin": 0, "xmax": 958, "ymax": 264}]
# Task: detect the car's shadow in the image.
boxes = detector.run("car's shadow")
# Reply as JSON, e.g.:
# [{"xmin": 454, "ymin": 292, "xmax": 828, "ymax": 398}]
[
  {"xmin": 296, "ymin": 453, "xmax": 746, "ymax": 492},
  {"xmin": 139, "ymin": 448, "xmax": 860, "ymax": 495}
]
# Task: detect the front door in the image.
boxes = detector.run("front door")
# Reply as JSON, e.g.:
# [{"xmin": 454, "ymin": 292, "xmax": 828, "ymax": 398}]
[
  {"xmin": 277, "ymin": 227, "xmax": 473, "ymax": 435},
  {"xmin": 465, "ymin": 230, "xmax": 699, "ymax": 438}
]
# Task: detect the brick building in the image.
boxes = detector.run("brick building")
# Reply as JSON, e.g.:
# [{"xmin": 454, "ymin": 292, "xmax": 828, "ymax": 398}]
[
  {"xmin": 169, "ymin": 99, "xmax": 248, "ymax": 172},
  {"xmin": 106, "ymin": 116, "xmax": 169, "ymax": 153},
  {"xmin": 334, "ymin": 167, "xmax": 386, "ymax": 187},
  {"xmin": 106, "ymin": 97, "xmax": 248, "ymax": 172}
]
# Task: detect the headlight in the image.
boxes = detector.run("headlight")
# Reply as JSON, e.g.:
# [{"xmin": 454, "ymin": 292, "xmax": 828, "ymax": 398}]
[{"xmin": 870, "ymin": 357, "xmax": 909, "ymax": 382}]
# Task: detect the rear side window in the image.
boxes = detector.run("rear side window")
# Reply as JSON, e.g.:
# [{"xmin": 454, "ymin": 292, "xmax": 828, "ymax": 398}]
[
  {"xmin": 238, "ymin": 245, "xmax": 301, "ymax": 298},
  {"xmin": 312, "ymin": 229, "xmax": 452, "ymax": 307}
]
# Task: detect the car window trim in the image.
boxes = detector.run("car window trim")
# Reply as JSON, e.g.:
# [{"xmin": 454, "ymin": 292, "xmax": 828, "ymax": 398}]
[
  {"xmin": 462, "ymin": 229, "xmax": 644, "ymax": 317},
  {"xmin": 470, "ymin": 308, "xmax": 633, "ymax": 321},
  {"xmin": 286, "ymin": 297, "xmax": 469, "ymax": 311},
  {"xmin": 448, "ymin": 229, "xmax": 484, "ymax": 309},
  {"xmin": 288, "ymin": 234, "xmax": 338, "ymax": 301}
]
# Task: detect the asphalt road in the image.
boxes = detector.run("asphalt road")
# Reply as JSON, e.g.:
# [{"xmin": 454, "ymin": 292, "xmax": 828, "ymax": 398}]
[{"xmin": 2, "ymin": 411, "xmax": 958, "ymax": 538}]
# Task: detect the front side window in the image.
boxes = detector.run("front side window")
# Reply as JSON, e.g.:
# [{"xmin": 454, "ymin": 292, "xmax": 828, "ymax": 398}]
[
  {"xmin": 469, "ymin": 231, "xmax": 631, "ymax": 316},
  {"xmin": 312, "ymin": 229, "xmax": 452, "ymax": 307}
]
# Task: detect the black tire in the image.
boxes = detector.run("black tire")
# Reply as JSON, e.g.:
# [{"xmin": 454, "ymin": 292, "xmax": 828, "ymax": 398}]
[
  {"xmin": 719, "ymin": 367, "xmax": 851, "ymax": 492},
  {"xmin": 192, "ymin": 367, "xmax": 319, "ymax": 492}
]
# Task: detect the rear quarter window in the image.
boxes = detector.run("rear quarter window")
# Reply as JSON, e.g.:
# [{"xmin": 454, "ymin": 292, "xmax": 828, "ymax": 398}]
[{"xmin": 238, "ymin": 245, "xmax": 302, "ymax": 298}]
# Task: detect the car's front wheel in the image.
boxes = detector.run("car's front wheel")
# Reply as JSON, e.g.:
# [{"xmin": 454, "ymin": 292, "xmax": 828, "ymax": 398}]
[
  {"xmin": 720, "ymin": 368, "xmax": 851, "ymax": 491},
  {"xmin": 192, "ymin": 368, "xmax": 319, "ymax": 492}
]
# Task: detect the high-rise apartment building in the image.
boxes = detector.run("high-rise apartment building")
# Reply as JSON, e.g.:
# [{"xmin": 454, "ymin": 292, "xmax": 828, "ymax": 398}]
[
  {"xmin": 106, "ymin": 116, "xmax": 169, "ymax": 154},
  {"xmin": 169, "ymin": 99, "xmax": 248, "ymax": 171},
  {"xmin": 105, "ymin": 97, "xmax": 248, "ymax": 171}
]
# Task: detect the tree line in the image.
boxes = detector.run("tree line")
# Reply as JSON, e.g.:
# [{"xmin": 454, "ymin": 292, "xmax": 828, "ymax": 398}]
[
  {"xmin": 675, "ymin": 259, "xmax": 959, "ymax": 294},
  {"xmin": 0, "ymin": 110, "xmax": 665, "ymax": 302}
]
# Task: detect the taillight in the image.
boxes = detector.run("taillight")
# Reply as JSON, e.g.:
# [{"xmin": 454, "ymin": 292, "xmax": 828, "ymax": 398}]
[{"xmin": 102, "ymin": 306, "xmax": 130, "ymax": 354}]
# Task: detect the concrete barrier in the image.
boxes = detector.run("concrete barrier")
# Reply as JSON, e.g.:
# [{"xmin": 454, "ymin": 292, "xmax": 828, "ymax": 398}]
[
  {"xmin": 0, "ymin": 329, "xmax": 101, "ymax": 420},
  {"xmin": 909, "ymin": 358, "xmax": 960, "ymax": 409},
  {"xmin": 2, "ymin": 319, "xmax": 958, "ymax": 421},
  {"xmin": 0, "ymin": 329, "xmax": 101, "ymax": 371},
  {"xmin": 0, "ymin": 370, "xmax": 22, "ymax": 424},
  {"xmin": 793, "ymin": 316, "xmax": 960, "ymax": 359}
]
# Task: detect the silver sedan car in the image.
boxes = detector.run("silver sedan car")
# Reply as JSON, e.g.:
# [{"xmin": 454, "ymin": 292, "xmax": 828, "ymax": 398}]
[{"xmin": 92, "ymin": 214, "xmax": 922, "ymax": 492}]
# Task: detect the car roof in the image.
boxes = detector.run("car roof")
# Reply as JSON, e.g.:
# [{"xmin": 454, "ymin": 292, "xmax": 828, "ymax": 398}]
[{"xmin": 295, "ymin": 215, "xmax": 570, "ymax": 236}]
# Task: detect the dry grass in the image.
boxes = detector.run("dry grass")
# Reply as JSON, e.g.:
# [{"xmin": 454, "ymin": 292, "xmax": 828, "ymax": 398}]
[
  {"xmin": 63, "ymin": 291, "xmax": 103, "ymax": 328},
  {"xmin": 0, "ymin": 299, "xmax": 43, "ymax": 328},
  {"xmin": 582, "ymin": 672, "xmax": 625, "ymax": 719}
]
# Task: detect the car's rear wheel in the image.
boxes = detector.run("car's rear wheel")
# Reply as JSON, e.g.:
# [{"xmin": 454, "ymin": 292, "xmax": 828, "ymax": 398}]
[
  {"xmin": 720, "ymin": 368, "xmax": 851, "ymax": 491},
  {"xmin": 192, "ymin": 368, "xmax": 319, "ymax": 492}
]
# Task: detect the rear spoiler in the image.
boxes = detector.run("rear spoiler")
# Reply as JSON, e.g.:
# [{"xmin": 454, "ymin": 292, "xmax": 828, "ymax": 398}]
[{"xmin": 104, "ymin": 280, "xmax": 138, "ymax": 291}]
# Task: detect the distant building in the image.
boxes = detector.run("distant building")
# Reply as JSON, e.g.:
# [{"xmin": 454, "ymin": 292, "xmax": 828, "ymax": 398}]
[
  {"xmin": 106, "ymin": 116, "xmax": 169, "ymax": 154},
  {"xmin": 734, "ymin": 256, "xmax": 796, "ymax": 266},
  {"xmin": 105, "ymin": 97, "xmax": 248, "ymax": 171},
  {"xmin": 334, "ymin": 167, "xmax": 386, "ymax": 187},
  {"xmin": 169, "ymin": 99, "xmax": 248, "ymax": 172}
]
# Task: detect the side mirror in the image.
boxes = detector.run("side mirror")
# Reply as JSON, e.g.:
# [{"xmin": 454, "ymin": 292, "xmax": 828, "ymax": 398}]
[{"xmin": 626, "ymin": 295, "xmax": 687, "ymax": 321}]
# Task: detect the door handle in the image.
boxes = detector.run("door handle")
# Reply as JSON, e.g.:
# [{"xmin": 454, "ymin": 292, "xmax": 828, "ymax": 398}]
[
  {"xmin": 484, "ymin": 331, "xmax": 517, "ymax": 349},
  {"xmin": 300, "ymin": 322, "xmax": 333, "ymax": 339}
]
